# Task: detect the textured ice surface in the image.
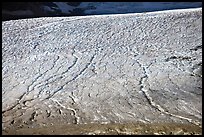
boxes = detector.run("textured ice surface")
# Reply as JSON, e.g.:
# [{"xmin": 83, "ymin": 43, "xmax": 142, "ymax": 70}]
[{"xmin": 2, "ymin": 8, "xmax": 202, "ymax": 130}]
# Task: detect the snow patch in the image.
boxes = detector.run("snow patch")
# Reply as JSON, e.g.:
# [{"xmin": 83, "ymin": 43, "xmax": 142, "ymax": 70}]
[
  {"xmin": 53, "ymin": 2, "xmax": 76, "ymax": 14},
  {"xmin": 78, "ymin": 2, "xmax": 202, "ymax": 15}
]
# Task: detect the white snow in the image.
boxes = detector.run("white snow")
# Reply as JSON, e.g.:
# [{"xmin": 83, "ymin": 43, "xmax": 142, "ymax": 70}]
[
  {"xmin": 43, "ymin": 6, "xmax": 55, "ymax": 12},
  {"xmin": 53, "ymin": 2, "xmax": 76, "ymax": 14},
  {"xmin": 78, "ymin": 2, "xmax": 202, "ymax": 15}
]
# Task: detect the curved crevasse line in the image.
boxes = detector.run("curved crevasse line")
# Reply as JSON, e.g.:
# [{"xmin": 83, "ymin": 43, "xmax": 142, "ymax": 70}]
[
  {"xmin": 50, "ymin": 98, "xmax": 80, "ymax": 124},
  {"xmin": 44, "ymin": 52, "xmax": 97, "ymax": 100},
  {"xmin": 136, "ymin": 59, "xmax": 201, "ymax": 127}
]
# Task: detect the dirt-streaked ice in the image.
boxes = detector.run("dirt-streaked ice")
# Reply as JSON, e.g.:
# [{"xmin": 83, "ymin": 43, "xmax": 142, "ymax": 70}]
[{"xmin": 2, "ymin": 8, "xmax": 202, "ymax": 131}]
